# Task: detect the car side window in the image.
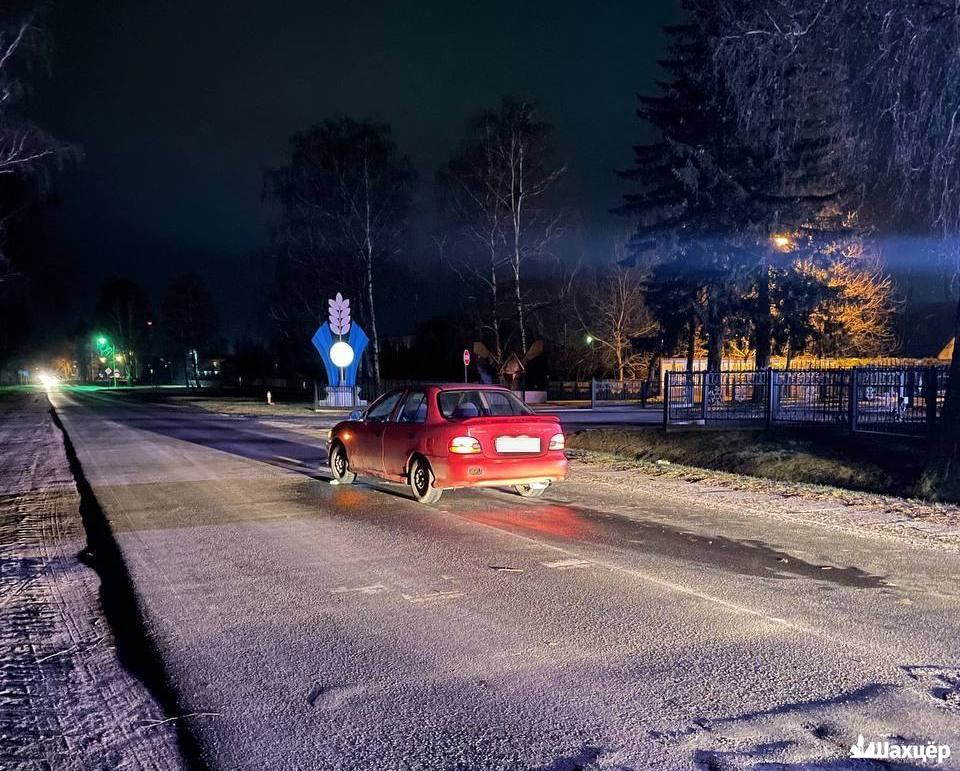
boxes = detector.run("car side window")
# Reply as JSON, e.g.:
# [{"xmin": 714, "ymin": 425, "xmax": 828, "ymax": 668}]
[
  {"xmin": 366, "ymin": 391, "xmax": 404, "ymax": 422},
  {"xmin": 396, "ymin": 391, "xmax": 427, "ymax": 423}
]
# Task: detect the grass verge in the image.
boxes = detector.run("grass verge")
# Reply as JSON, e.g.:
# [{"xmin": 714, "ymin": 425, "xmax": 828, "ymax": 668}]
[{"xmin": 567, "ymin": 427, "xmax": 928, "ymax": 498}]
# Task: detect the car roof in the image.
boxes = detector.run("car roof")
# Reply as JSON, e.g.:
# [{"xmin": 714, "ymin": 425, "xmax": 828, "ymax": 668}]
[{"xmin": 427, "ymin": 383, "xmax": 513, "ymax": 391}]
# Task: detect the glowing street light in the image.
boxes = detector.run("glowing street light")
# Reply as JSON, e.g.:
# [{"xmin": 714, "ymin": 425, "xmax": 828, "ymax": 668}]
[
  {"xmin": 93, "ymin": 334, "xmax": 118, "ymax": 387},
  {"xmin": 585, "ymin": 334, "xmax": 594, "ymax": 345},
  {"xmin": 771, "ymin": 233, "xmax": 793, "ymax": 251}
]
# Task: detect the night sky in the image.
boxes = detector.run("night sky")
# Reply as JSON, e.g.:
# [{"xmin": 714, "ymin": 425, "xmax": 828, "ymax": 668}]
[{"xmin": 34, "ymin": 0, "xmax": 680, "ymax": 338}]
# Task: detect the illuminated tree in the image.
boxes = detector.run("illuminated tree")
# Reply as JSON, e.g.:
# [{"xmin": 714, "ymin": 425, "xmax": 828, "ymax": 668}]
[
  {"xmin": 807, "ymin": 244, "xmax": 897, "ymax": 358},
  {"xmin": 578, "ymin": 256, "xmax": 657, "ymax": 381},
  {"xmin": 709, "ymin": 0, "xmax": 960, "ymax": 496}
]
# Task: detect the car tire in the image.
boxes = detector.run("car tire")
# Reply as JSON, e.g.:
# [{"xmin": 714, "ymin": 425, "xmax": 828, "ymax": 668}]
[
  {"xmin": 409, "ymin": 456, "xmax": 443, "ymax": 505},
  {"xmin": 329, "ymin": 442, "xmax": 356, "ymax": 484},
  {"xmin": 515, "ymin": 483, "xmax": 547, "ymax": 498}
]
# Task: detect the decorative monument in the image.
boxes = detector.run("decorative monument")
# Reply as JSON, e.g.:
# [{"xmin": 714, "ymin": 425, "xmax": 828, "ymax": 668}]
[{"xmin": 311, "ymin": 293, "xmax": 369, "ymax": 406}]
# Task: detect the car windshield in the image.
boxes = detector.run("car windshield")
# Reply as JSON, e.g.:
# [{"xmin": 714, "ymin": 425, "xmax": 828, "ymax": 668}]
[{"xmin": 438, "ymin": 389, "xmax": 533, "ymax": 419}]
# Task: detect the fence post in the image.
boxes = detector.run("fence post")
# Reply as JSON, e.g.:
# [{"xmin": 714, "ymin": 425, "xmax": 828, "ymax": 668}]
[
  {"xmin": 765, "ymin": 368, "xmax": 774, "ymax": 428},
  {"xmin": 925, "ymin": 365, "xmax": 939, "ymax": 435},
  {"xmin": 849, "ymin": 367, "xmax": 859, "ymax": 433},
  {"xmin": 313, "ymin": 380, "xmax": 319, "ymax": 412},
  {"xmin": 590, "ymin": 378, "xmax": 596, "ymax": 409},
  {"xmin": 700, "ymin": 372, "xmax": 708, "ymax": 423},
  {"xmin": 663, "ymin": 372, "xmax": 671, "ymax": 428}
]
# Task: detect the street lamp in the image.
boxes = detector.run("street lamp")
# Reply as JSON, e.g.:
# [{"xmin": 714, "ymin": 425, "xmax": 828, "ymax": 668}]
[
  {"xmin": 585, "ymin": 334, "xmax": 594, "ymax": 345},
  {"xmin": 93, "ymin": 334, "xmax": 118, "ymax": 388},
  {"xmin": 771, "ymin": 233, "xmax": 793, "ymax": 251}
]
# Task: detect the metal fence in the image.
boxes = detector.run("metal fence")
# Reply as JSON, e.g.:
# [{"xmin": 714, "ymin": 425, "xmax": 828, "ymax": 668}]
[
  {"xmin": 547, "ymin": 380, "xmax": 593, "ymax": 400},
  {"xmin": 664, "ymin": 366, "xmax": 950, "ymax": 437},
  {"xmin": 548, "ymin": 379, "xmax": 660, "ymax": 405}
]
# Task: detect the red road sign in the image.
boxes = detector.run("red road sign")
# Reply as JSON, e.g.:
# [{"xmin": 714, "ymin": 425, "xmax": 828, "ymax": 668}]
[{"xmin": 463, "ymin": 349, "xmax": 471, "ymax": 366}]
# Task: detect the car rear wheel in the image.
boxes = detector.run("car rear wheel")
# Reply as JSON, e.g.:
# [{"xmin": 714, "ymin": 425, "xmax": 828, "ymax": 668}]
[
  {"xmin": 515, "ymin": 483, "xmax": 548, "ymax": 498},
  {"xmin": 329, "ymin": 442, "xmax": 356, "ymax": 484},
  {"xmin": 409, "ymin": 457, "xmax": 443, "ymax": 505}
]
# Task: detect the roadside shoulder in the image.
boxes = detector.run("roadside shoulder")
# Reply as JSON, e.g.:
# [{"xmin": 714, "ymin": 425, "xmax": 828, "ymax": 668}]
[
  {"xmin": 0, "ymin": 391, "xmax": 187, "ymax": 770},
  {"xmin": 568, "ymin": 451, "xmax": 960, "ymax": 551}
]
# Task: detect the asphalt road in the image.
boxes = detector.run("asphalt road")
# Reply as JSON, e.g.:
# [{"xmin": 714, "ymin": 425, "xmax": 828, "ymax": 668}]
[{"xmin": 50, "ymin": 388, "xmax": 960, "ymax": 770}]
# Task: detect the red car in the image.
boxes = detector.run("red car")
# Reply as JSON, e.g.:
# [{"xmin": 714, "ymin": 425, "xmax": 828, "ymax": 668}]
[{"xmin": 327, "ymin": 384, "xmax": 568, "ymax": 504}]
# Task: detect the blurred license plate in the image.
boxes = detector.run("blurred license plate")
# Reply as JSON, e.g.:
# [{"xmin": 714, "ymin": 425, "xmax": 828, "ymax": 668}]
[{"xmin": 495, "ymin": 436, "xmax": 540, "ymax": 453}]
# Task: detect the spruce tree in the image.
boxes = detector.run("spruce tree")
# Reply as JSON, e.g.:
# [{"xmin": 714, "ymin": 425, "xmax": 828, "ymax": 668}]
[{"xmin": 618, "ymin": 1, "xmax": 843, "ymax": 371}]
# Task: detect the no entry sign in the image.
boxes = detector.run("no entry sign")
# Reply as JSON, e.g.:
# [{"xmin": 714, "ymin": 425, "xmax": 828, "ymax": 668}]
[{"xmin": 462, "ymin": 349, "xmax": 471, "ymax": 366}]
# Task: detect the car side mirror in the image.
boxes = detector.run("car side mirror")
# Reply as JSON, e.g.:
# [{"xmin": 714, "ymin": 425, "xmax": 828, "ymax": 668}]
[{"xmin": 348, "ymin": 409, "xmax": 365, "ymax": 421}]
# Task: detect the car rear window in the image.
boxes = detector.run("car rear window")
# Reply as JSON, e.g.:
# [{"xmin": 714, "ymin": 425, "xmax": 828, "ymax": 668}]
[{"xmin": 438, "ymin": 389, "xmax": 533, "ymax": 419}]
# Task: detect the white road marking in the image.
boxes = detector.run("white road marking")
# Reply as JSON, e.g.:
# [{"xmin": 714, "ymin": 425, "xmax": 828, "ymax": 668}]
[
  {"xmin": 401, "ymin": 591, "xmax": 465, "ymax": 604},
  {"xmin": 330, "ymin": 583, "xmax": 390, "ymax": 595},
  {"xmin": 541, "ymin": 558, "xmax": 593, "ymax": 570}
]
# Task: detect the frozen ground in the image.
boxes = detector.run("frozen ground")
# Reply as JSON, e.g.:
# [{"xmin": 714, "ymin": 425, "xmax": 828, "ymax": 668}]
[
  {"xmin": 48, "ymin": 387, "xmax": 960, "ymax": 770},
  {"xmin": 0, "ymin": 391, "xmax": 185, "ymax": 770}
]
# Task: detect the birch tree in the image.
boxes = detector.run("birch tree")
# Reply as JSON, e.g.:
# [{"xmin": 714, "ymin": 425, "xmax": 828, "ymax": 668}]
[
  {"xmin": 467, "ymin": 100, "xmax": 565, "ymax": 358},
  {"xmin": 438, "ymin": 120, "xmax": 511, "ymax": 365},
  {"xmin": 266, "ymin": 119, "xmax": 415, "ymax": 385}
]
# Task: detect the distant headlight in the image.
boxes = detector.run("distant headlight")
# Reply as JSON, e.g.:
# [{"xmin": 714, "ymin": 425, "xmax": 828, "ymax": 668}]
[
  {"xmin": 548, "ymin": 433, "xmax": 565, "ymax": 451},
  {"xmin": 449, "ymin": 436, "xmax": 482, "ymax": 454},
  {"xmin": 38, "ymin": 372, "xmax": 59, "ymax": 389}
]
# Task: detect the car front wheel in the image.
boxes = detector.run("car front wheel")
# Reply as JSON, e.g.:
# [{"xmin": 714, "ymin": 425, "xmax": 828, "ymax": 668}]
[
  {"xmin": 329, "ymin": 442, "xmax": 357, "ymax": 484},
  {"xmin": 409, "ymin": 457, "xmax": 443, "ymax": 504}
]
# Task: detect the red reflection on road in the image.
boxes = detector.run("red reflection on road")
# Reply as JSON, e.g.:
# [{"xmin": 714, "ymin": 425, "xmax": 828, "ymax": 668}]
[
  {"xmin": 463, "ymin": 504, "xmax": 590, "ymax": 540},
  {"xmin": 331, "ymin": 486, "xmax": 369, "ymax": 510}
]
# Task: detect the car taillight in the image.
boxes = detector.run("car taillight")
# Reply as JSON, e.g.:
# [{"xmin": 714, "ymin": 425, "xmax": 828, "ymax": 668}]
[
  {"xmin": 548, "ymin": 433, "xmax": 565, "ymax": 451},
  {"xmin": 449, "ymin": 436, "xmax": 482, "ymax": 454}
]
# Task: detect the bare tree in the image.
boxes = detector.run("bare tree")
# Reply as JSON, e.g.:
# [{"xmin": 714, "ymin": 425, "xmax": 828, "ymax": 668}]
[
  {"xmin": 0, "ymin": 8, "xmax": 71, "ymax": 282},
  {"xmin": 578, "ymin": 251, "xmax": 657, "ymax": 381},
  {"xmin": 162, "ymin": 273, "xmax": 218, "ymax": 387},
  {"xmin": 266, "ymin": 119, "xmax": 415, "ymax": 385},
  {"xmin": 438, "ymin": 119, "xmax": 511, "ymax": 365},
  {"xmin": 466, "ymin": 99, "xmax": 565, "ymax": 358}
]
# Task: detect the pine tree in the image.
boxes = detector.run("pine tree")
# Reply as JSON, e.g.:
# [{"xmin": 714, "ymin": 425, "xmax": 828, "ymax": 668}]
[
  {"xmin": 616, "ymin": 12, "xmax": 761, "ymax": 371},
  {"xmin": 618, "ymin": 2, "xmax": 844, "ymax": 372}
]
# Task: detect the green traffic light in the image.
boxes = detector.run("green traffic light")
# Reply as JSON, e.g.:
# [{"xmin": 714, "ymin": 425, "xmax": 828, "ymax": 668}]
[{"xmin": 96, "ymin": 336, "xmax": 107, "ymax": 345}]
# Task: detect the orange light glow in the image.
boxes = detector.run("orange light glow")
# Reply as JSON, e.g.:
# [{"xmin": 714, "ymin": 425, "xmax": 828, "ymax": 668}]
[
  {"xmin": 771, "ymin": 234, "xmax": 793, "ymax": 251},
  {"xmin": 465, "ymin": 504, "xmax": 590, "ymax": 540}
]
